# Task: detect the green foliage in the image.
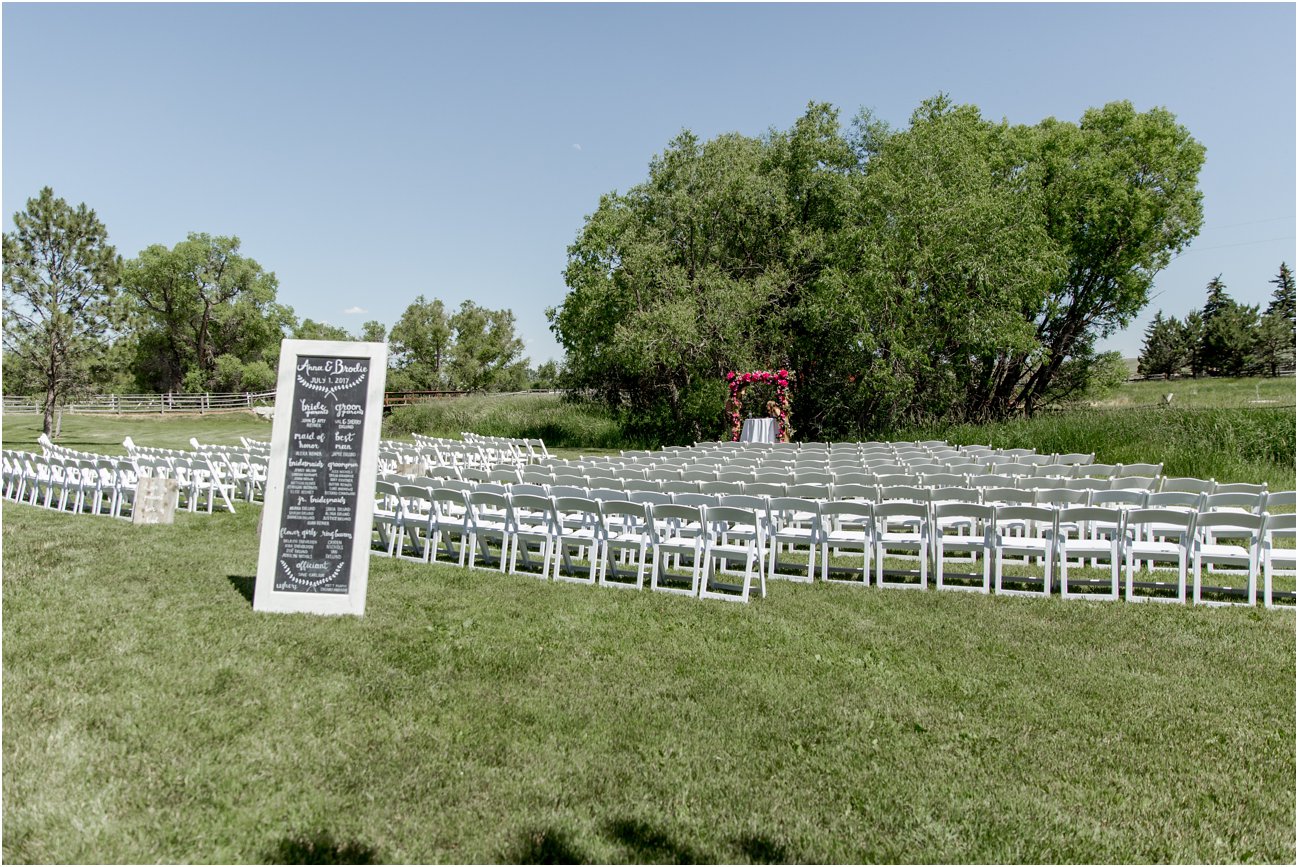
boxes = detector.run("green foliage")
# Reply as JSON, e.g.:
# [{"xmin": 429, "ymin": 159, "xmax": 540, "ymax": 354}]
[
  {"xmin": 1198, "ymin": 276, "xmax": 1262, "ymax": 377},
  {"xmin": 1137, "ymin": 311, "xmax": 1187, "ymax": 379},
  {"xmin": 122, "ymin": 233, "xmax": 290, "ymax": 392},
  {"xmin": 2, "ymin": 187, "xmax": 122, "ymax": 433},
  {"xmin": 1267, "ymin": 262, "xmax": 1296, "ymax": 322},
  {"xmin": 446, "ymin": 300, "xmax": 528, "ymax": 391},
  {"xmin": 357, "ymin": 320, "xmax": 387, "ymax": 343},
  {"xmin": 292, "ymin": 318, "xmax": 351, "ymax": 341},
  {"xmin": 388, "ymin": 295, "xmax": 451, "ymax": 390},
  {"xmin": 553, "ymin": 98, "xmax": 1206, "ymax": 445}
]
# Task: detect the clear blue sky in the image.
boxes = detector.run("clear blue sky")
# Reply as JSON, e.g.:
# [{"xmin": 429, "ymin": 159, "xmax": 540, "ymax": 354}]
[{"xmin": 4, "ymin": 2, "xmax": 1294, "ymax": 364}]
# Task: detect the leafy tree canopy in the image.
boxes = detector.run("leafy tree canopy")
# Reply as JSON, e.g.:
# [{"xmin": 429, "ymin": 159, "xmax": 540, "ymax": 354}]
[{"xmin": 552, "ymin": 97, "xmax": 1205, "ymax": 442}]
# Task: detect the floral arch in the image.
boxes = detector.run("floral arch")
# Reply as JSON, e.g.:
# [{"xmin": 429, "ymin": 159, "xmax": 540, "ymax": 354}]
[{"xmin": 724, "ymin": 369, "xmax": 794, "ymax": 443}]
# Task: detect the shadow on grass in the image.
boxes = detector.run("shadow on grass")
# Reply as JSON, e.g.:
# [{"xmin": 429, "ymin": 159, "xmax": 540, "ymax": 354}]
[
  {"xmin": 603, "ymin": 818, "xmax": 708, "ymax": 863},
  {"xmin": 505, "ymin": 828, "xmax": 590, "ymax": 864},
  {"xmin": 228, "ymin": 574, "xmax": 256, "ymax": 606},
  {"xmin": 731, "ymin": 832, "xmax": 791, "ymax": 863},
  {"xmin": 264, "ymin": 830, "xmax": 380, "ymax": 864}
]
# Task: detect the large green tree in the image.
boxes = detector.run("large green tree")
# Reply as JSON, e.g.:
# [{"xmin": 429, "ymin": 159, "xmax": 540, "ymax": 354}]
[
  {"xmin": 388, "ymin": 295, "xmax": 452, "ymax": 391},
  {"xmin": 446, "ymin": 300, "xmax": 529, "ymax": 392},
  {"xmin": 122, "ymin": 233, "xmax": 290, "ymax": 392},
  {"xmin": 2, "ymin": 187, "xmax": 121, "ymax": 433},
  {"xmin": 552, "ymin": 97, "xmax": 1205, "ymax": 443}
]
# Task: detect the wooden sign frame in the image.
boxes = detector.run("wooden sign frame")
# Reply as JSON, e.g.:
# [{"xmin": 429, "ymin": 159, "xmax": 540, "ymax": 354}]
[{"xmin": 254, "ymin": 340, "xmax": 387, "ymax": 616}]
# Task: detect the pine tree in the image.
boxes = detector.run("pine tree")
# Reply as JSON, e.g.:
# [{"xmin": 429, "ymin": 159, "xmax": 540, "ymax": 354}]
[
  {"xmin": 1266, "ymin": 262, "xmax": 1295, "ymax": 322},
  {"xmin": 1137, "ymin": 311, "xmax": 1186, "ymax": 379}
]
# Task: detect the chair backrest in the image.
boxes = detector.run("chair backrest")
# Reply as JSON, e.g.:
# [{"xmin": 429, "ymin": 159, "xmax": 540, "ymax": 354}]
[
  {"xmin": 1194, "ymin": 510, "xmax": 1264, "ymax": 540},
  {"xmin": 1057, "ymin": 506, "xmax": 1124, "ymax": 535},
  {"xmin": 1117, "ymin": 462, "xmax": 1164, "ymax": 478},
  {"xmin": 1075, "ymin": 463, "xmax": 1120, "ymax": 479},
  {"xmin": 1091, "ymin": 489, "xmax": 1148, "ymax": 509},
  {"xmin": 979, "ymin": 487, "xmax": 1034, "ymax": 507},
  {"xmin": 934, "ymin": 501, "xmax": 994, "ymax": 525},
  {"xmin": 993, "ymin": 505, "xmax": 1058, "ymax": 532},
  {"xmin": 820, "ymin": 499, "xmax": 873, "ymax": 522},
  {"xmin": 1159, "ymin": 476, "xmax": 1215, "ymax": 495},
  {"xmin": 1263, "ymin": 512, "xmax": 1296, "ymax": 543},
  {"xmin": 1110, "ymin": 475, "xmax": 1158, "ymax": 492},
  {"xmin": 648, "ymin": 503, "xmax": 704, "ymax": 541},
  {"xmin": 1145, "ymin": 491, "xmax": 1205, "ymax": 511},
  {"xmin": 1064, "ymin": 477, "xmax": 1109, "ymax": 493},
  {"xmin": 600, "ymin": 498, "xmax": 649, "ymax": 528},
  {"xmin": 627, "ymin": 490, "xmax": 673, "ymax": 507},
  {"xmin": 1125, "ymin": 508, "xmax": 1195, "ymax": 536},
  {"xmin": 1265, "ymin": 490, "xmax": 1296, "ymax": 510},
  {"xmin": 548, "ymin": 484, "xmax": 589, "ymax": 499},
  {"xmin": 830, "ymin": 482, "xmax": 877, "ymax": 502},
  {"xmin": 872, "ymin": 500, "xmax": 929, "ymax": 521},
  {"xmin": 1055, "ymin": 453, "xmax": 1095, "ymax": 466},
  {"xmin": 877, "ymin": 485, "xmax": 930, "ymax": 504},
  {"xmin": 1212, "ymin": 481, "xmax": 1268, "ymax": 496},
  {"xmin": 661, "ymin": 480, "xmax": 702, "ymax": 495},
  {"xmin": 1033, "ymin": 489, "xmax": 1089, "ymax": 508},
  {"xmin": 923, "ymin": 473, "xmax": 967, "ymax": 488},
  {"xmin": 674, "ymin": 492, "xmax": 721, "ymax": 508},
  {"xmin": 969, "ymin": 474, "xmax": 1018, "ymax": 490},
  {"xmin": 930, "ymin": 486, "xmax": 979, "ymax": 506},
  {"xmin": 1202, "ymin": 492, "xmax": 1267, "ymax": 513},
  {"xmin": 744, "ymin": 482, "xmax": 787, "ymax": 497}
]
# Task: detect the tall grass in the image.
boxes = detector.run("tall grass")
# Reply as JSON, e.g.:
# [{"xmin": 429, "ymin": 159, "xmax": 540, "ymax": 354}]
[
  {"xmin": 894, "ymin": 406, "xmax": 1296, "ymax": 490},
  {"xmin": 383, "ymin": 393, "xmax": 626, "ymax": 449}
]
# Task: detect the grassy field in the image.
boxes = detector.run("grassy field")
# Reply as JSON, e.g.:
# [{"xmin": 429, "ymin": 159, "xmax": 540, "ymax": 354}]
[
  {"xmin": 4, "ymin": 505, "xmax": 1293, "ymax": 864},
  {"xmin": 3, "ymin": 377, "xmax": 1296, "ymax": 862}
]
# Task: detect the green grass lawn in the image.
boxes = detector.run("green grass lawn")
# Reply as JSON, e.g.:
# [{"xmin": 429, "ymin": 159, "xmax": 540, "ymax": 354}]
[
  {"xmin": 3, "ymin": 380, "xmax": 1295, "ymax": 862},
  {"xmin": 3, "ymin": 504, "xmax": 1294, "ymax": 864}
]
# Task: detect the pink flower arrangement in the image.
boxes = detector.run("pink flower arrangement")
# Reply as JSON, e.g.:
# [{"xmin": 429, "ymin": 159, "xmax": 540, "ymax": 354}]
[{"xmin": 723, "ymin": 368, "xmax": 794, "ymax": 442}]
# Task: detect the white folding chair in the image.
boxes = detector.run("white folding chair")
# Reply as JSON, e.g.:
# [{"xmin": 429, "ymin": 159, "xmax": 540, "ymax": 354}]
[
  {"xmin": 508, "ymin": 493, "xmax": 558, "ymax": 579},
  {"xmin": 933, "ymin": 502, "xmax": 994, "ymax": 593},
  {"xmin": 1192, "ymin": 511, "xmax": 1263, "ymax": 606},
  {"xmin": 767, "ymin": 497, "xmax": 822, "ymax": 583},
  {"xmin": 699, "ymin": 506, "xmax": 768, "ymax": 603},
  {"xmin": 992, "ymin": 505, "xmax": 1057, "ymax": 597},
  {"xmin": 599, "ymin": 500, "xmax": 652, "ymax": 590},
  {"xmin": 1261, "ymin": 512, "xmax": 1296, "ymax": 609},
  {"xmin": 1124, "ymin": 509, "xmax": 1195, "ymax": 603},
  {"xmin": 873, "ymin": 501, "xmax": 930, "ymax": 590},
  {"xmin": 648, "ymin": 503, "xmax": 705, "ymax": 596},
  {"xmin": 467, "ymin": 490, "xmax": 512, "ymax": 572},
  {"xmin": 1055, "ymin": 507, "xmax": 1123, "ymax": 601},
  {"xmin": 818, "ymin": 500, "xmax": 873, "ymax": 585},
  {"xmin": 552, "ymin": 496, "xmax": 603, "ymax": 584}
]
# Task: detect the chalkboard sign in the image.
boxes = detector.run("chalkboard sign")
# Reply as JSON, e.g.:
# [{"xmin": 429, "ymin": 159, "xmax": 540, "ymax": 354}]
[{"xmin": 255, "ymin": 340, "xmax": 386, "ymax": 616}]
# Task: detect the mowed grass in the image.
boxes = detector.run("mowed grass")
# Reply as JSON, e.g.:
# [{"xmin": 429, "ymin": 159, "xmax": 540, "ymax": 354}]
[{"xmin": 3, "ymin": 504, "xmax": 1294, "ymax": 864}]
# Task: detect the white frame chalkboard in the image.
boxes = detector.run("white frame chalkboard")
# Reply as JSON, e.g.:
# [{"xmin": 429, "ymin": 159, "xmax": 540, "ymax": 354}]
[{"xmin": 254, "ymin": 339, "xmax": 387, "ymax": 616}]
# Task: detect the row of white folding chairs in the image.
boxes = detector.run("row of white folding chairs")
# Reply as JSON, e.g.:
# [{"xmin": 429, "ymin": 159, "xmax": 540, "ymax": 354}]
[
  {"xmin": 552, "ymin": 455, "xmax": 1130, "ymax": 480},
  {"xmin": 370, "ymin": 483, "xmax": 1295, "ymax": 608},
  {"xmin": 459, "ymin": 432, "xmax": 551, "ymax": 464},
  {"xmin": 3, "ymin": 450, "xmax": 140, "ymax": 518},
  {"xmin": 469, "ymin": 474, "xmax": 1287, "ymax": 510},
  {"xmin": 372, "ymin": 482, "xmax": 770, "ymax": 603},
  {"xmin": 188, "ymin": 441, "xmax": 269, "ymax": 503}
]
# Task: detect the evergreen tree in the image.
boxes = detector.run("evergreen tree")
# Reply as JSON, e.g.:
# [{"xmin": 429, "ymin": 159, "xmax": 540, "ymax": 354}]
[
  {"xmin": 1266, "ymin": 262, "xmax": 1295, "ymax": 322},
  {"xmin": 1180, "ymin": 309, "xmax": 1206, "ymax": 378},
  {"xmin": 3, "ymin": 187, "xmax": 121, "ymax": 434},
  {"xmin": 1198, "ymin": 276, "xmax": 1259, "ymax": 376},
  {"xmin": 1137, "ymin": 311, "xmax": 1186, "ymax": 379}
]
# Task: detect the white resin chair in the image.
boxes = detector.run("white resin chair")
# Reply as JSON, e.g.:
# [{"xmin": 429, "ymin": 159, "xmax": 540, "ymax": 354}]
[
  {"xmin": 767, "ymin": 497, "xmax": 822, "ymax": 583},
  {"xmin": 1191, "ymin": 511, "xmax": 1263, "ymax": 606},
  {"xmin": 507, "ymin": 493, "xmax": 558, "ymax": 579},
  {"xmin": 699, "ymin": 506, "xmax": 768, "ymax": 603},
  {"xmin": 599, "ymin": 500, "xmax": 652, "ymax": 590},
  {"xmin": 1055, "ymin": 506, "xmax": 1123, "ymax": 601},
  {"xmin": 933, "ymin": 502, "xmax": 994, "ymax": 593},
  {"xmin": 552, "ymin": 496, "xmax": 603, "ymax": 584},
  {"xmin": 818, "ymin": 500, "xmax": 874, "ymax": 585},
  {"xmin": 873, "ymin": 501, "xmax": 930, "ymax": 590},
  {"xmin": 992, "ymin": 505, "xmax": 1057, "ymax": 597},
  {"xmin": 1261, "ymin": 512, "xmax": 1296, "ymax": 608},
  {"xmin": 1124, "ymin": 509, "xmax": 1195, "ymax": 603},
  {"xmin": 648, "ymin": 503, "xmax": 705, "ymax": 596}
]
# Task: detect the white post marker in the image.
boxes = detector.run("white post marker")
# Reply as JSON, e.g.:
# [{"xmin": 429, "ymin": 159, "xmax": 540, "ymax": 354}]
[{"xmin": 254, "ymin": 340, "xmax": 387, "ymax": 616}]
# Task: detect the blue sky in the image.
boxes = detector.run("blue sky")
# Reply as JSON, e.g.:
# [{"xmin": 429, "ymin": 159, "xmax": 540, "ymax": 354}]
[{"xmin": 4, "ymin": 2, "xmax": 1294, "ymax": 364}]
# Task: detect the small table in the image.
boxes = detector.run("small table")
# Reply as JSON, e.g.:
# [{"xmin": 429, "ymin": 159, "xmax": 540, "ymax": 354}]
[{"xmin": 740, "ymin": 417, "xmax": 777, "ymax": 443}]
